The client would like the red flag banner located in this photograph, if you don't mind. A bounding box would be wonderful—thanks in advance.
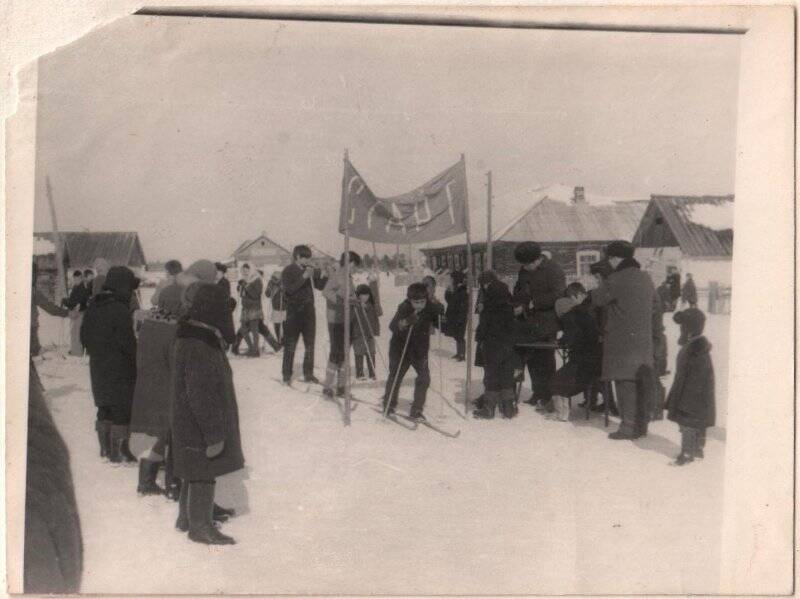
[339,157,468,243]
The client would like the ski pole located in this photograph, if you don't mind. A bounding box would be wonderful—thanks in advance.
[360,304,389,373]
[353,304,378,379]
[383,320,414,419]
[437,314,444,419]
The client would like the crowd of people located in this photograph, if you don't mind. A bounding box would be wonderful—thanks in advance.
[25,237,717,568]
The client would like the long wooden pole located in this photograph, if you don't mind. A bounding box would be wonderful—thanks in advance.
[45,175,67,303]
[343,149,352,426]
[486,170,493,271]
[462,154,473,416]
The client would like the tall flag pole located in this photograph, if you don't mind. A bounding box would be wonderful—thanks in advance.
[342,149,352,426]
[462,154,473,417]
[45,175,67,303]
[486,171,493,270]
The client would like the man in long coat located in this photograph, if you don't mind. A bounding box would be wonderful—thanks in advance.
[512,241,566,411]
[592,240,659,440]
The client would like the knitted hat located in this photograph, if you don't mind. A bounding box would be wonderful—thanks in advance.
[604,240,635,260]
[187,283,236,344]
[673,308,706,339]
[514,241,542,264]
[103,266,140,301]
[184,259,217,284]
[407,282,428,300]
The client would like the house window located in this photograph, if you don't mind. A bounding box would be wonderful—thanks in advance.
[577,250,601,277]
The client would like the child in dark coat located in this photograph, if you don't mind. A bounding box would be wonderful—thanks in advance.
[444,270,468,361]
[667,308,716,465]
[383,283,440,420]
[351,283,380,380]
[550,283,602,422]
[172,283,243,545]
[473,271,529,420]
[80,266,140,466]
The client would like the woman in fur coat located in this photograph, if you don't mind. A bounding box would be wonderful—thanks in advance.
[172,282,244,545]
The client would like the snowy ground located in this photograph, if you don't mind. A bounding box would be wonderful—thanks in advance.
[33,274,728,595]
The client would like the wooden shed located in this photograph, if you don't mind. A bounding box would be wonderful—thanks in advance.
[232,232,292,271]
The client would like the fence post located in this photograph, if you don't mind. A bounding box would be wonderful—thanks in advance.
[708,281,719,314]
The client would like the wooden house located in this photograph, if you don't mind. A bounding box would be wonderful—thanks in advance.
[632,195,733,289]
[232,232,292,273]
[421,186,648,289]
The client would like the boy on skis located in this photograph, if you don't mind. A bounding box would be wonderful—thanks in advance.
[351,283,380,380]
[383,282,440,420]
[666,308,716,465]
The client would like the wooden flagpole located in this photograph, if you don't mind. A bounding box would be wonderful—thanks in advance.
[486,170,493,271]
[45,175,67,303]
[462,154,473,416]
[343,149,352,426]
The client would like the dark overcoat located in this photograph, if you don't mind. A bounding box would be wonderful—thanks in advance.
[512,257,566,341]
[666,336,716,429]
[592,259,657,381]
[80,293,137,410]
[130,315,177,437]
[444,284,468,338]
[552,303,602,396]
[172,323,245,481]
[24,365,83,594]
[388,300,440,360]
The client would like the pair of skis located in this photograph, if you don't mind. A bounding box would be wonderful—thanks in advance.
[371,406,461,438]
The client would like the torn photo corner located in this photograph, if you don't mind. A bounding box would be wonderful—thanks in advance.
[3,4,795,596]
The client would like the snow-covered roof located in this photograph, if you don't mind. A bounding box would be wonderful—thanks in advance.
[632,195,734,258]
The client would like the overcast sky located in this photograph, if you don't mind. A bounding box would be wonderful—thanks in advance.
[34,15,741,263]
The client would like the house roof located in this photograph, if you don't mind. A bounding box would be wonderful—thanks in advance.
[633,195,734,257]
[495,197,649,243]
[33,231,146,267]
[233,233,291,257]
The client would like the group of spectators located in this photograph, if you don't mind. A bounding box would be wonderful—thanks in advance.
[464,239,715,465]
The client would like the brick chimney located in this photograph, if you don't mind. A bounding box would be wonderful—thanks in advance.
[572,186,585,204]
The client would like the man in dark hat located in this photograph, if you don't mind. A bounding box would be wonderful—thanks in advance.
[511,241,566,412]
[592,240,659,440]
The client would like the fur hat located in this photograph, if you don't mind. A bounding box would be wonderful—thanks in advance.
[187,283,236,344]
[673,308,706,340]
[514,241,542,264]
[103,266,140,301]
[184,259,217,284]
[450,270,465,285]
[407,282,428,300]
[604,240,635,260]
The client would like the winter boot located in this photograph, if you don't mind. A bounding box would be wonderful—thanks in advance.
[175,480,189,532]
[137,459,164,496]
[498,389,518,419]
[108,425,127,465]
[187,481,236,545]
[473,394,485,412]
[213,503,236,522]
[120,438,138,464]
[95,420,111,460]
[322,362,337,396]
[232,332,243,355]
[550,396,570,422]
[473,391,497,419]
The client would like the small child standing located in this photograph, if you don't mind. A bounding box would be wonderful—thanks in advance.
[383,283,440,420]
[666,308,715,465]
[351,284,380,380]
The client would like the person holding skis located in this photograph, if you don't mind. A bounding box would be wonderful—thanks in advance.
[383,282,440,420]
[321,251,361,397]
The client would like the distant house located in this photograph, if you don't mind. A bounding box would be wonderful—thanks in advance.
[232,232,292,272]
[632,195,734,288]
[33,231,147,299]
[421,186,648,288]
